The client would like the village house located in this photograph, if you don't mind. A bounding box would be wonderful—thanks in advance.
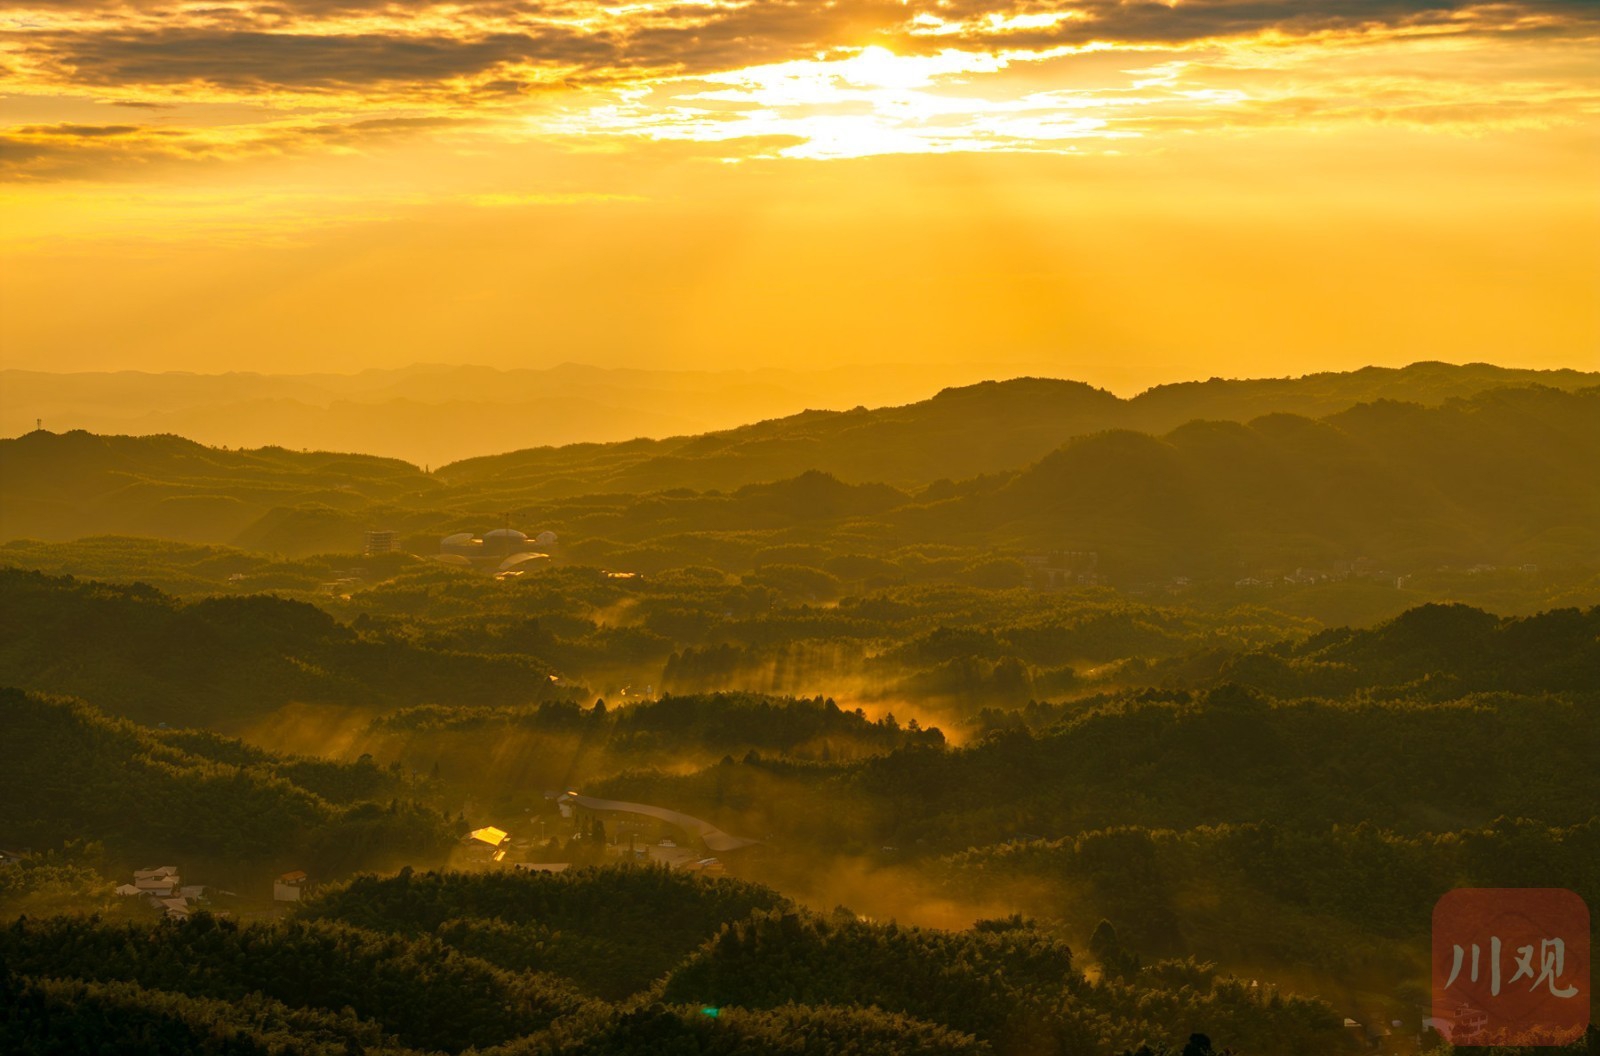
[465,826,511,863]
[117,865,202,919]
[273,870,309,902]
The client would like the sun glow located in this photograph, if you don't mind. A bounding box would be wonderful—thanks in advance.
[529,44,1155,157]
[692,46,1011,103]
[840,45,949,90]
[0,0,1595,373]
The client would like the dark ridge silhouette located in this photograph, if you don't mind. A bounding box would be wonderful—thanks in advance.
[0,567,566,729]
[3,383,1596,579]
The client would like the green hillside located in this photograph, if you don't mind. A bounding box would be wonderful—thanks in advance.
[3,362,1597,1056]
[0,688,458,882]
[0,568,564,729]
[0,866,1366,1056]
[942,386,1600,577]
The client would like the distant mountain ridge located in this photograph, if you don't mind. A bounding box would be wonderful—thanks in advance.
[1,365,1596,580]
[5,360,1592,478]
[892,385,1600,577]
[436,361,1598,497]
[0,361,1038,467]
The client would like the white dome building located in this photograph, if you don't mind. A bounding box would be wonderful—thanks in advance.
[482,528,530,556]
[437,526,548,572]
[439,531,481,556]
[497,551,550,573]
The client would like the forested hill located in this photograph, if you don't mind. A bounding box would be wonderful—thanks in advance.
[0,429,437,547]
[0,865,1365,1056]
[1211,602,1600,699]
[0,688,458,881]
[4,363,1594,515]
[929,385,1600,577]
[0,568,565,729]
[437,361,1597,496]
[3,378,1596,581]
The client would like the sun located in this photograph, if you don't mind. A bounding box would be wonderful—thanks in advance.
[840,45,930,91]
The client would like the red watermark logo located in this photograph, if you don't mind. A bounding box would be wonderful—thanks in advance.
[1431,888,1590,1046]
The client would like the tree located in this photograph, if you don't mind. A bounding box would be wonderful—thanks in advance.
[1089,919,1139,978]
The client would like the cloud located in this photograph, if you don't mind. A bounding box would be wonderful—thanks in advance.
[17,28,617,92]
[0,0,1592,176]
[0,114,478,180]
[10,0,1595,98]
[0,124,186,180]
[11,122,152,136]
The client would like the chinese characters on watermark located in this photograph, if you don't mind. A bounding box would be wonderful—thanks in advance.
[1432,888,1589,1046]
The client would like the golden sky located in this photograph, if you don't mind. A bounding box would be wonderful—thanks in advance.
[1,0,1596,386]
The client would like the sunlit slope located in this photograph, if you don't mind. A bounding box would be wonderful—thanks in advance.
[595,604,1600,854]
[0,688,458,878]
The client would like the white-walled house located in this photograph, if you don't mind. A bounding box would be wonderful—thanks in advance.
[274,870,308,902]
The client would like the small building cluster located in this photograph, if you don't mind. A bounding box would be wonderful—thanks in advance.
[1023,551,1100,588]
[1422,1003,1488,1046]
[115,865,206,919]
[1232,557,1428,590]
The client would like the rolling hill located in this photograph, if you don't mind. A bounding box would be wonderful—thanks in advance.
[437,361,1599,498]
[0,568,565,729]
[1,368,1595,582]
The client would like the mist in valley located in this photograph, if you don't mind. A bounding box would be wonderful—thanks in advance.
[2,362,1596,1055]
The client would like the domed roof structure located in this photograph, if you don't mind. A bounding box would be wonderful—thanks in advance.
[482,527,531,555]
[439,531,483,556]
[497,552,549,573]
[535,530,558,546]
